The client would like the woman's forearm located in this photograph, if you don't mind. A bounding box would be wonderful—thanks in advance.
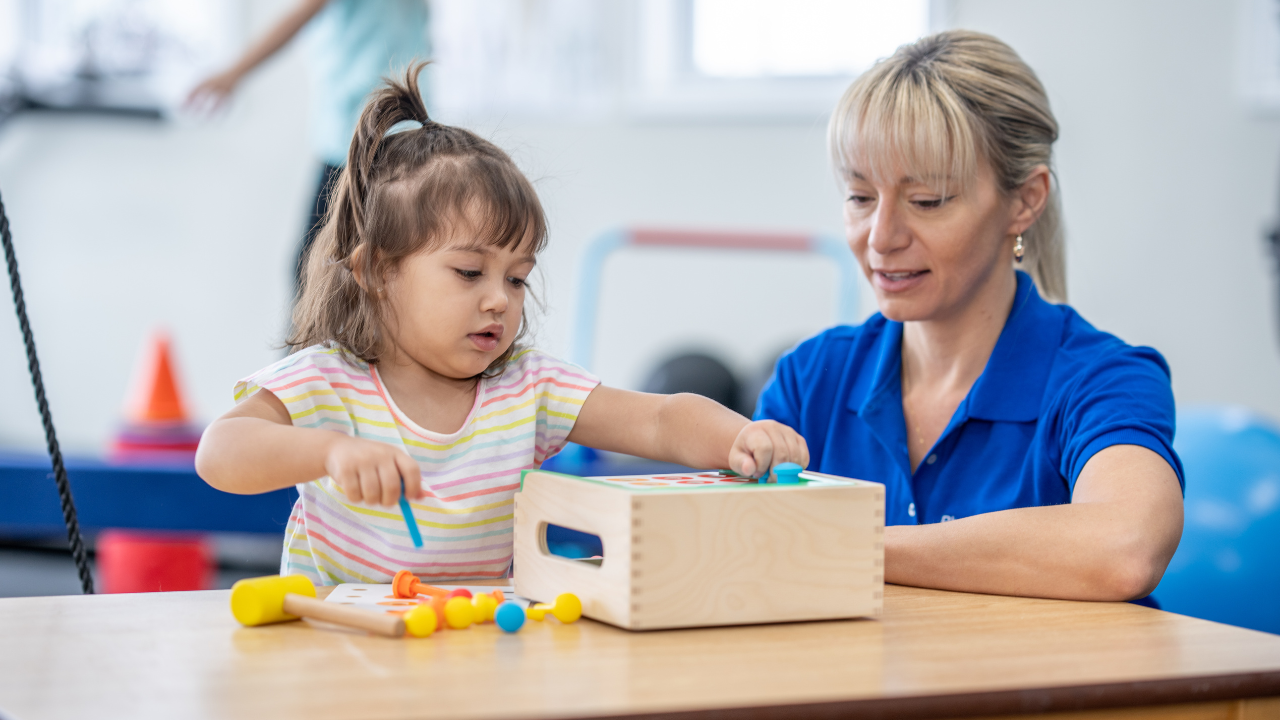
[195,417,340,495]
[887,444,1183,601]
[886,504,1151,600]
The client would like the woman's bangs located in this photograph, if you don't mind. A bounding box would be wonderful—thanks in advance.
[831,70,977,194]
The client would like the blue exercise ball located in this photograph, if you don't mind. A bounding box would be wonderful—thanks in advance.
[1155,406,1280,634]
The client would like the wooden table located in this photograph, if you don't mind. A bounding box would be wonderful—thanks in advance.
[2,584,1279,720]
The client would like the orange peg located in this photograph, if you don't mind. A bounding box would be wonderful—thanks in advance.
[392,570,448,600]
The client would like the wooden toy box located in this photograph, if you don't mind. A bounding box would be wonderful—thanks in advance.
[513,469,885,631]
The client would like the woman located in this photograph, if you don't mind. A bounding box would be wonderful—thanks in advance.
[756,30,1184,601]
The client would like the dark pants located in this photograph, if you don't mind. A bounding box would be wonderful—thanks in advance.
[295,163,343,299]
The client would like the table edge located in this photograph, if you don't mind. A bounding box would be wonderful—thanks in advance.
[578,671,1280,720]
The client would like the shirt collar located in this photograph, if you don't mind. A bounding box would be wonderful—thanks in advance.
[848,271,1063,423]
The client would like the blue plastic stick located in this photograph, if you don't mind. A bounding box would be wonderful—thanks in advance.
[399,479,423,548]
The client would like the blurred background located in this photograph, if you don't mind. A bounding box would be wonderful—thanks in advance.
[0,0,1278,633]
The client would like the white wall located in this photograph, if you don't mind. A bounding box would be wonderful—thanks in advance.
[1,0,1278,454]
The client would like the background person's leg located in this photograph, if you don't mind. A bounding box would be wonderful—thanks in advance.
[294,163,343,300]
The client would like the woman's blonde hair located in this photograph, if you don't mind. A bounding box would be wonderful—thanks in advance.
[288,62,547,372]
[829,30,1065,302]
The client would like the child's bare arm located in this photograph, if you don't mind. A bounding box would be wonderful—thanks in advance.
[196,390,422,506]
[566,386,809,476]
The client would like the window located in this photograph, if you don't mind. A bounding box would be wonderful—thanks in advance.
[430,0,940,121]
[692,0,929,78]
[631,0,937,119]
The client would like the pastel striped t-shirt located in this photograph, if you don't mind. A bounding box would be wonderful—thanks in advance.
[232,345,599,585]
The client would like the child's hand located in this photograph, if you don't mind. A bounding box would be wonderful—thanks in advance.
[728,420,810,479]
[324,435,423,507]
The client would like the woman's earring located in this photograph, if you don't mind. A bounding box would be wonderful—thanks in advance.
[1013,235,1025,263]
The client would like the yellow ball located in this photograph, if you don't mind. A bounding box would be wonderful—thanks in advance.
[404,604,438,638]
[444,596,474,629]
[471,593,498,623]
[551,593,582,623]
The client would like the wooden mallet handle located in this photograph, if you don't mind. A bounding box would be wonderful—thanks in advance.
[282,594,406,638]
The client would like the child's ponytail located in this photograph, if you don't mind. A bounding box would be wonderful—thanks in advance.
[337,61,433,260]
[288,61,547,369]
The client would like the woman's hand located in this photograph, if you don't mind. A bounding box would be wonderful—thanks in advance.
[729,420,810,478]
[324,435,424,507]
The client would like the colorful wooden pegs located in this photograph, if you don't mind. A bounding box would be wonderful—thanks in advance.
[392,569,447,600]
[404,603,438,638]
[494,601,525,633]
[393,570,514,632]
[773,462,802,484]
[526,593,582,623]
[444,596,475,629]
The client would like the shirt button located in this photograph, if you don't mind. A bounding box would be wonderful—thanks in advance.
[926,454,938,465]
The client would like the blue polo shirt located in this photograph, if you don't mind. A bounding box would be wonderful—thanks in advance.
[756,271,1184,526]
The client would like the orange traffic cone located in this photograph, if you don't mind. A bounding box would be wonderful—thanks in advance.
[109,330,202,462]
[130,331,188,422]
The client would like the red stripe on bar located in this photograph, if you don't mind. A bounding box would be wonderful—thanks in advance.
[629,228,812,252]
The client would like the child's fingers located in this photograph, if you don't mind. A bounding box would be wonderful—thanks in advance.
[795,433,810,468]
[778,425,807,468]
[334,469,362,504]
[395,452,423,500]
[377,462,402,507]
[358,468,383,507]
[760,422,807,470]
[750,435,775,479]
[730,446,756,478]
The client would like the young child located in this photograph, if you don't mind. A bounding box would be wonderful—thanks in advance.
[196,63,809,585]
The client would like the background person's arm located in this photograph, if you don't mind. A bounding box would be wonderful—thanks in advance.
[885,444,1183,601]
[184,0,329,112]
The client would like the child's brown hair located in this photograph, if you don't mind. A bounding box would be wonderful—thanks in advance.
[288,61,547,373]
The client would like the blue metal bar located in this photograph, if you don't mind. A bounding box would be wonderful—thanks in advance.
[570,228,629,369]
[569,228,860,371]
[810,234,861,325]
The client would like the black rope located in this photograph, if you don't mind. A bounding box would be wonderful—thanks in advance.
[1270,226,1280,351]
[0,188,94,594]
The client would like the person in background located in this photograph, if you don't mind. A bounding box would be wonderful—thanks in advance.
[755,30,1184,603]
[186,0,430,298]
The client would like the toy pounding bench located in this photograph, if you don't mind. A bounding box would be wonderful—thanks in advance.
[514,468,885,630]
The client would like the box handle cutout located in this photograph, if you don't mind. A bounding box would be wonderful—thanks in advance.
[543,523,603,567]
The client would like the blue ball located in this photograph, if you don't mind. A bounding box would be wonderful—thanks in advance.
[1156,407,1280,634]
[495,601,526,633]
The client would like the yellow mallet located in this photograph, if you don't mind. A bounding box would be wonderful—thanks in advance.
[230,574,405,638]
